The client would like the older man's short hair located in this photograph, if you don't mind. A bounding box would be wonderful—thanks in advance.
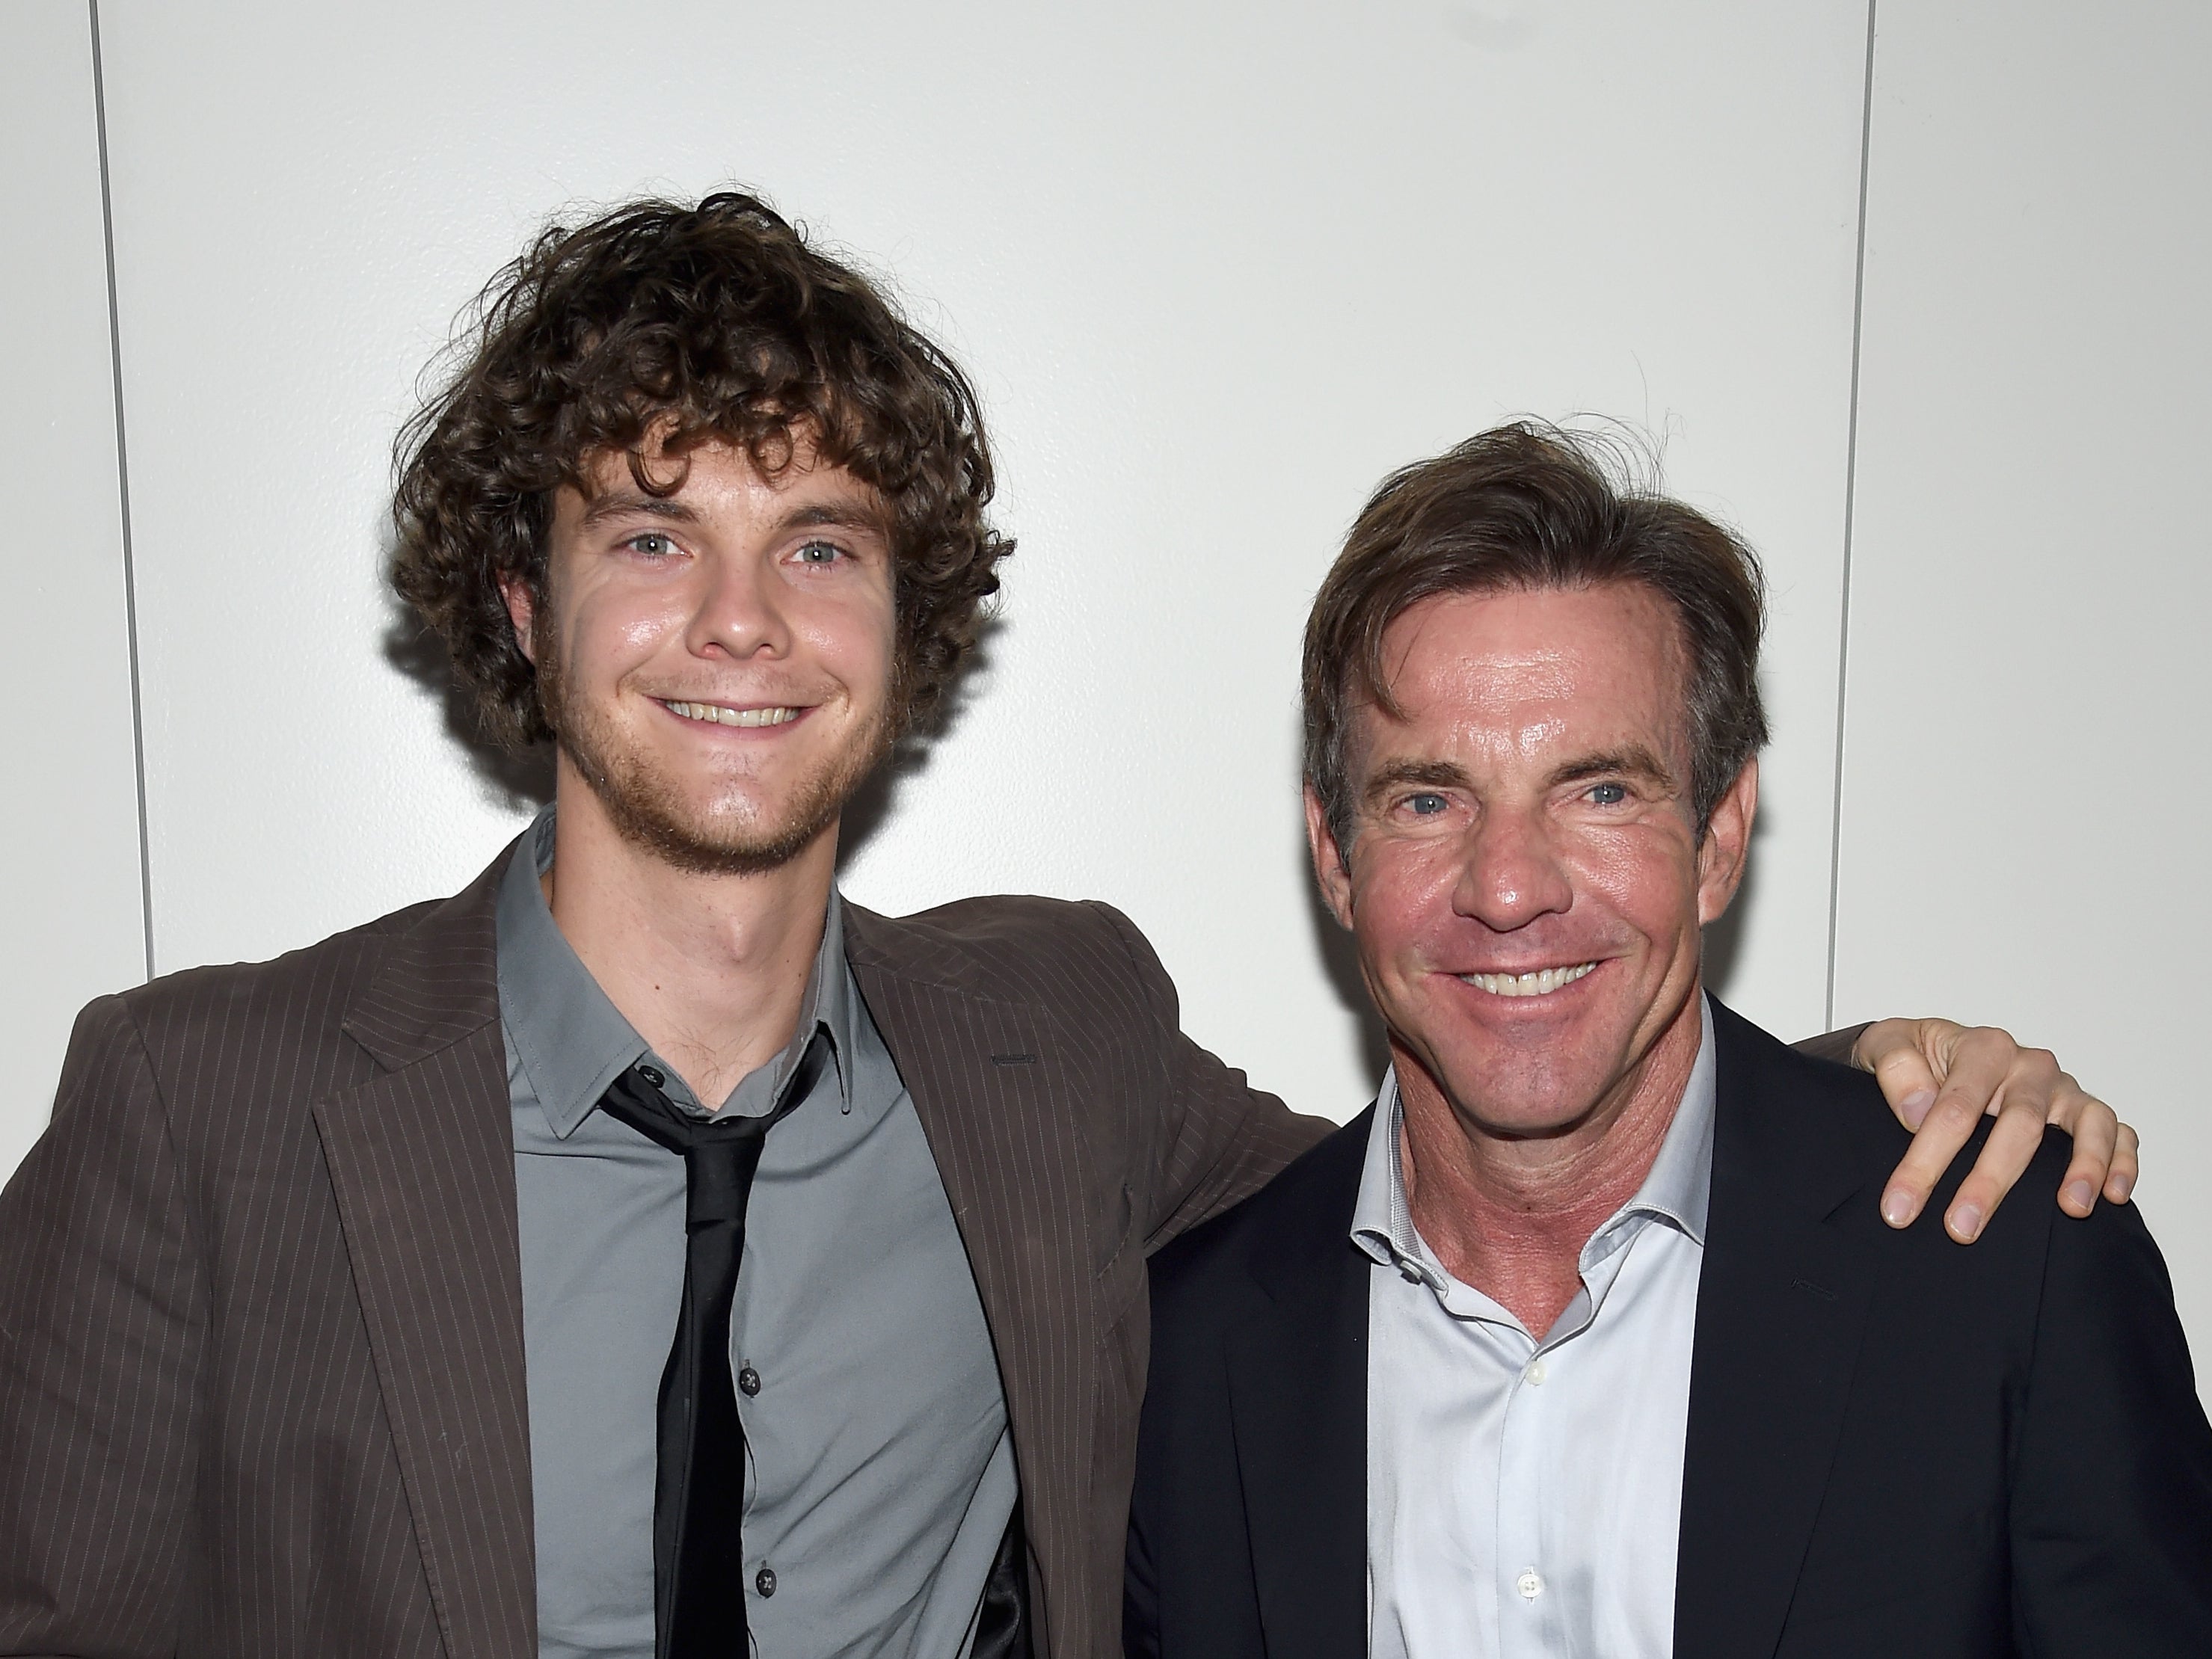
[1302,422,1769,851]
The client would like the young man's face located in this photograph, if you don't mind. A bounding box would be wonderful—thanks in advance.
[1307,582,1755,1139]
[504,434,899,874]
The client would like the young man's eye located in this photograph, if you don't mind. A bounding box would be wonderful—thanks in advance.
[793,539,845,566]
[624,532,676,558]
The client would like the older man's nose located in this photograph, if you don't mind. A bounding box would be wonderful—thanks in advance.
[1454,809,1573,931]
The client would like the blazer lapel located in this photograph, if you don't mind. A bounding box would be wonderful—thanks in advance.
[842,913,1099,1656]
[314,853,535,1659]
[1675,1003,1881,1659]
[1227,1121,1371,1659]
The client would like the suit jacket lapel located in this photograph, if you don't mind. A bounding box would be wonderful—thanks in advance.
[1228,1118,1372,1659]
[314,852,535,1659]
[843,910,1099,1656]
[1675,1003,1881,1659]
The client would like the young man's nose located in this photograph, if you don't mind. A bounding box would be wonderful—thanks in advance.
[1451,807,1574,930]
[685,553,791,660]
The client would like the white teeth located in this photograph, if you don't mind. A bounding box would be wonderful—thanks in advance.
[665,701,800,728]
[1460,962,1599,998]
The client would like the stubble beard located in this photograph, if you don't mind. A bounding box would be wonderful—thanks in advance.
[535,640,894,878]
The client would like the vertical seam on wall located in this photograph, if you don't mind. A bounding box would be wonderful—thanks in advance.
[87,0,155,982]
[1826,0,1880,1030]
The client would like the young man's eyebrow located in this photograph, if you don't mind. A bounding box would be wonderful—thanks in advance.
[575,490,701,529]
[776,501,890,536]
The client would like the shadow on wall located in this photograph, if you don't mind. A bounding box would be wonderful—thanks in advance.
[838,613,1004,872]
[379,588,1004,878]
[382,602,556,812]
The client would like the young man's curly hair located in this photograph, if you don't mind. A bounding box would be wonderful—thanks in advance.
[391,190,1011,749]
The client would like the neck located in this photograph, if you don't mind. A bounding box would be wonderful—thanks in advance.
[1398,987,1703,1338]
[543,770,837,1109]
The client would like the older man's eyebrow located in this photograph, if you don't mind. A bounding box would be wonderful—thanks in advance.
[1361,758,1472,805]
[576,490,702,529]
[1549,747,1679,790]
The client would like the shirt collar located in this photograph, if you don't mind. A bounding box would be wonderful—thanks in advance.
[495,806,854,1139]
[1350,992,1718,1284]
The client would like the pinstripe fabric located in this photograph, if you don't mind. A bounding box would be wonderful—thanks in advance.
[0,849,1325,1659]
[846,896,1327,1659]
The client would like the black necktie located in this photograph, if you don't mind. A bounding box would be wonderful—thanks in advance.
[596,1038,826,1659]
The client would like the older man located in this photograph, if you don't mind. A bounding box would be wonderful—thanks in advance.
[1125,425,2212,1658]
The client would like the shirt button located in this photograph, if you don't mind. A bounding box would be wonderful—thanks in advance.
[1517,1570,1545,1600]
[755,1566,777,1598]
[1526,1358,1548,1386]
[737,1365,762,1397]
[636,1064,666,1088]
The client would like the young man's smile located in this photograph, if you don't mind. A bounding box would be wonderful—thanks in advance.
[505,434,899,875]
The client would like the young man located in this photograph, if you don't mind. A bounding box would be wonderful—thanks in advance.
[1125,425,2212,1658]
[0,196,2136,1659]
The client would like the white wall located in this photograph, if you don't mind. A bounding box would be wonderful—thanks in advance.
[2,1,2205,1370]
[1834,0,2212,1369]
[0,0,147,1179]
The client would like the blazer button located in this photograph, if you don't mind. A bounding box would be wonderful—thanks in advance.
[755,1566,777,1598]
[738,1365,762,1397]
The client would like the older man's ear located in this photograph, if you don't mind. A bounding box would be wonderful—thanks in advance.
[1304,784,1357,933]
[1694,760,1758,929]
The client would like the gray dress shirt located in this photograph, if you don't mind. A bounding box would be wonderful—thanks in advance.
[1355,996,1717,1659]
[497,810,1016,1659]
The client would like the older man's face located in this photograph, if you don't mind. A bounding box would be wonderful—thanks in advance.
[1306,583,1755,1139]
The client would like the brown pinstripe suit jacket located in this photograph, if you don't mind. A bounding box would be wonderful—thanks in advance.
[0,843,1324,1659]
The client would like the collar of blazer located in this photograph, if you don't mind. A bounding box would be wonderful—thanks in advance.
[1676,1000,1885,1659]
[1206,1003,1889,1659]
[843,896,1113,1659]
[316,841,535,1659]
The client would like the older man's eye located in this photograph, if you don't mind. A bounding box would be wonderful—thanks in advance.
[1588,781,1629,806]
[1407,792,1448,816]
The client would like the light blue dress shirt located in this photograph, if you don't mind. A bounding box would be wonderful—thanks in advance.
[1354,996,1718,1659]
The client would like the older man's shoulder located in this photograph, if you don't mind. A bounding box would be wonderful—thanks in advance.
[1710,997,2077,1261]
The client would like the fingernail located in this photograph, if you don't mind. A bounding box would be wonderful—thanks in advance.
[1949,1201,1983,1242]
[1899,1088,1936,1128]
[2112,1174,2134,1202]
[1882,1187,1918,1227]
[2064,1180,2095,1213]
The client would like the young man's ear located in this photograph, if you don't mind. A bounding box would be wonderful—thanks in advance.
[1303,784,1358,932]
[500,575,538,666]
[1695,757,1759,927]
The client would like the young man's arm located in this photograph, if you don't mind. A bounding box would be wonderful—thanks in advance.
[0,997,203,1657]
[1840,1017,2137,1240]
[1097,901,2140,1250]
